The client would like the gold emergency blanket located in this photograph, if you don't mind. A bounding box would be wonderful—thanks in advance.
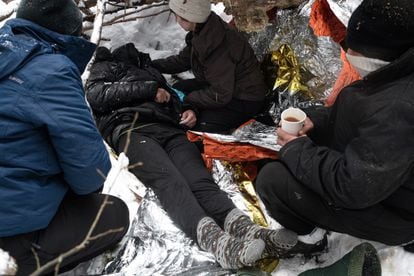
[271,44,312,99]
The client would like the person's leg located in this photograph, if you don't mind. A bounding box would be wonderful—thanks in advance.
[163,133,236,227]
[194,99,264,133]
[255,161,318,235]
[255,161,414,245]
[0,192,129,276]
[118,132,206,240]
[118,131,265,269]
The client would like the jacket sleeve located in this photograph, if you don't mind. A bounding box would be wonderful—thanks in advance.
[151,45,192,74]
[86,61,158,114]
[279,100,414,209]
[184,48,235,109]
[34,57,111,194]
[304,105,332,145]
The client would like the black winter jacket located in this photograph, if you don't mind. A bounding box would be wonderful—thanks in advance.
[152,12,267,109]
[280,48,414,218]
[86,43,186,148]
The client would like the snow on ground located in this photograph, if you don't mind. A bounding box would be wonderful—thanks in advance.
[0,249,17,276]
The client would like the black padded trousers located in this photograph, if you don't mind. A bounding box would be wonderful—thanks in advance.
[117,124,236,240]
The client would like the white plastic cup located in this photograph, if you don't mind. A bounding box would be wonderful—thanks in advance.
[280,107,307,135]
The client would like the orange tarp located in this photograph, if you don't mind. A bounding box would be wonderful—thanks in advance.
[309,0,361,106]
[187,123,277,171]
[326,49,361,106]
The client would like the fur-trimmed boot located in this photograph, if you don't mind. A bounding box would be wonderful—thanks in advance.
[197,217,265,269]
[224,209,327,258]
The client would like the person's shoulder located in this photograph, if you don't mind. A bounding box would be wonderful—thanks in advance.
[17,53,81,94]
[28,53,80,76]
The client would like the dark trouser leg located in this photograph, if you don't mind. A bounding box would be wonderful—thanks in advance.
[194,99,265,134]
[0,193,129,276]
[255,161,317,235]
[163,133,236,228]
[255,161,414,245]
[119,132,211,240]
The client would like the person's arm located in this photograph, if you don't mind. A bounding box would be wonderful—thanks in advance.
[86,61,158,114]
[151,44,192,74]
[278,101,413,209]
[303,105,332,144]
[184,48,236,109]
[34,57,111,194]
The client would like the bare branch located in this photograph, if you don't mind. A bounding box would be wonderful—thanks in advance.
[89,227,125,241]
[82,3,168,31]
[96,168,107,181]
[128,162,143,170]
[122,112,139,154]
[82,0,107,85]
[53,258,62,276]
[108,9,169,24]
[30,247,40,269]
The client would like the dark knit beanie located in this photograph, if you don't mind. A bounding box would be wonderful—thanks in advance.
[16,0,83,36]
[346,0,414,61]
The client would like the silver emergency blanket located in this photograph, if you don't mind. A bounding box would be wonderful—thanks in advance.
[69,1,362,275]
[249,0,362,122]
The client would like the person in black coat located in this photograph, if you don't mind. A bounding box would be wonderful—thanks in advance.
[151,0,267,133]
[255,0,414,249]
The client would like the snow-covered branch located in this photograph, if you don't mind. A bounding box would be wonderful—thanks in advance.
[0,0,19,22]
[0,249,17,276]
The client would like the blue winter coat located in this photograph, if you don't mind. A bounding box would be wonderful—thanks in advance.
[0,19,111,237]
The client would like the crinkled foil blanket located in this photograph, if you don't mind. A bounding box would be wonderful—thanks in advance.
[78,1,359,275]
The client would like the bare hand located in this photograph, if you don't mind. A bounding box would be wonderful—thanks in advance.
[277,127,304,147]
[155,88,171,103]
[180,110,197,128]
[298,117,314,136]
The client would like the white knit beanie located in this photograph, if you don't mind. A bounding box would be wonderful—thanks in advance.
[169,0,211,23]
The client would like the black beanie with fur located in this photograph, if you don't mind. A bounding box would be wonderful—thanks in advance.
[346,0,414,61]
[16,0,83,36]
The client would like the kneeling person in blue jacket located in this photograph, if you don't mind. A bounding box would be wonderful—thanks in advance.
[0,0,129,275]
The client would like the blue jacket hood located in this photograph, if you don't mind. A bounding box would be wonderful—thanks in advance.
[0,18,96,80]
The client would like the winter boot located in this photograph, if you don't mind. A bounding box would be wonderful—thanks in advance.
[224,208,327,258]
[298,242,381,276]
[197,217,265,269]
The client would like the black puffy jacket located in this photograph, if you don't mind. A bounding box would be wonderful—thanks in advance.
[86,43,186,148]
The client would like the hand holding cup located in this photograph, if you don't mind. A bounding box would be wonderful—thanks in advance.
[280,107,307,136]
